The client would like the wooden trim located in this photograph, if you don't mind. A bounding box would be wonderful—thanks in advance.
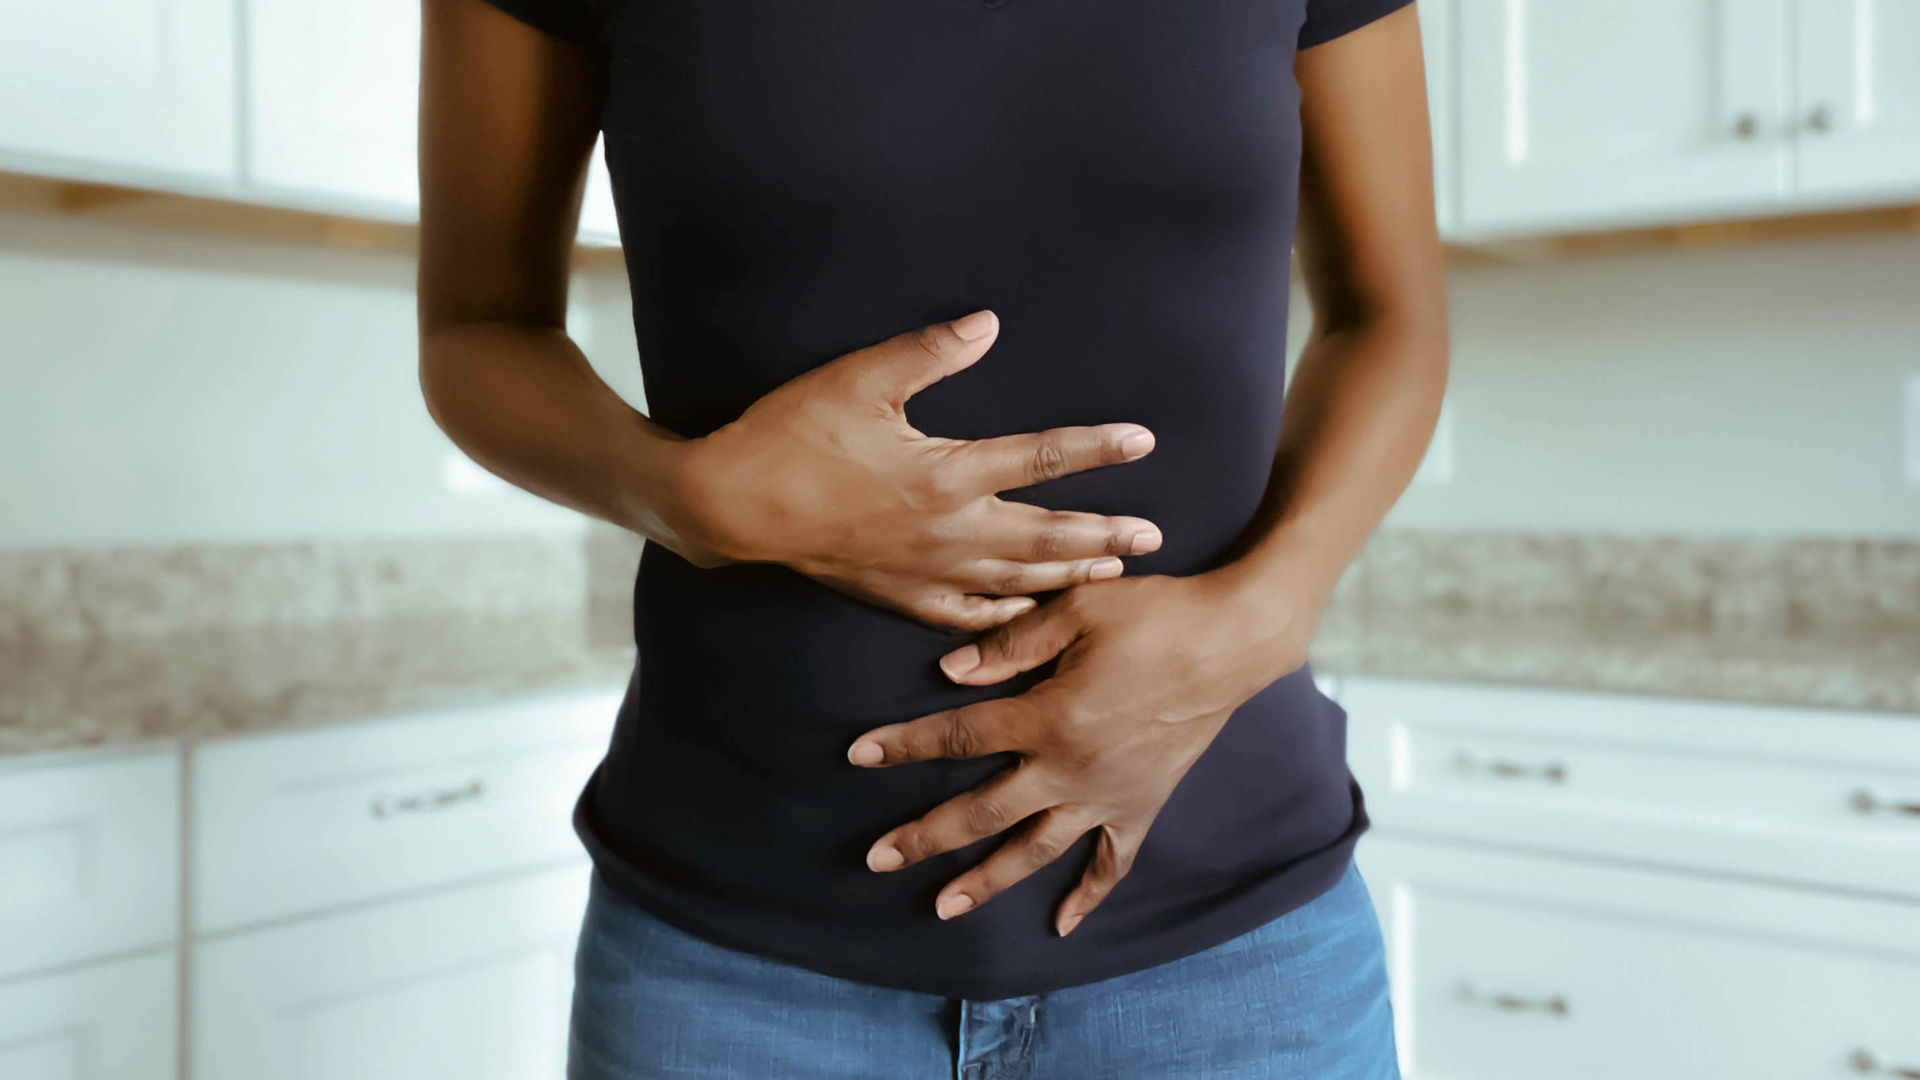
[4,169,1917,274]
[0,171,623,270]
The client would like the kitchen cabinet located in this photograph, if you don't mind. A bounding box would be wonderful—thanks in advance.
[1456,0,1792,234]
[244,0,421,216]
[192,684,621,934]
[1795,0,1920,204]
[1345,676,1920,1080]
[0,949,178,1080]
[1358,837,1920,1080]
[0,0,237,187]
[1344,677,1920,899]
[244,0,621,239]
[0,746,181,981]
[193,865,586,1080]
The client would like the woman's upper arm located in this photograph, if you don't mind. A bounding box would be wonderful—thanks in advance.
[417,0,603,335]
[1293,3,1447,335]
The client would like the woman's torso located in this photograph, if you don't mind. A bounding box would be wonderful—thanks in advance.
[574,0,1372,999]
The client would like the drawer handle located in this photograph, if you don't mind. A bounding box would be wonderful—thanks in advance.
[1851,1050,1920,1079]
[1453,980,1570,1017]
[1849,789,1920,818]
[1452,751,1566,784]
[370,777,486,820]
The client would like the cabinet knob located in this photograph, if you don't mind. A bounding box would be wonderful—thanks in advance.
[1850,1049,1920,1079]
[370,776,487,820]
[1849,789,1920,817]
[1454,980,1570,1017]
[1732,113,1759,139]
[1806,104,1835,133]
[1453,750,1567,784]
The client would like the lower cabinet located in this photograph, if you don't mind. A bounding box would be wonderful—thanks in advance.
[0,948,178,1080]
[1357,835,1920,1080]
[192,863,589,1080]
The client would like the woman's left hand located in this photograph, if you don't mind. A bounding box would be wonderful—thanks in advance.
[847,570,1318,937]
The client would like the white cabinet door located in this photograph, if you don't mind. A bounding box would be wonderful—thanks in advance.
[193,683,621,935]
[1358,837,1920,1080]
[1795,0,1920,204]
[1456,0,1790,235]
[0,747,181,981]
[1418,0,1457,237]
[245,0,421,217]
[0,949,178,1080]
[193,865,588,1080]
[0,0,236,186]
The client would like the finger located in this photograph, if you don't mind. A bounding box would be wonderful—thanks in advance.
[864,769,1046,876]
[841,310,1000,409]
[847,696,1032,767]
[952,556,1126,597]
[912,591,1037,632]
[938,599,1082,685]
[1055,825,1140,937]
[932,809,1097,920]
[957,424,1155,493]
[974,501,1163,562]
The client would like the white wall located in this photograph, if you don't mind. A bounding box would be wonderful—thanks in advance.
[5,212,1915,549]
[1294,231,1920,538]
[0,215,643,549]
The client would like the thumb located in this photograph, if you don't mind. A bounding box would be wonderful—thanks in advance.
[938,596,1082,685]
[845,310,999,410]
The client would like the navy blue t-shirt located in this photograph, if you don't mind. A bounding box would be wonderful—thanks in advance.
[476,0,1414,998]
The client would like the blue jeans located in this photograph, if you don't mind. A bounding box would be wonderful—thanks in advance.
[567,860,1400,1080]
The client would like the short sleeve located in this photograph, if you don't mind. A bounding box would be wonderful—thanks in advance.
[1297,0,1417,50]
[473,0,601,45]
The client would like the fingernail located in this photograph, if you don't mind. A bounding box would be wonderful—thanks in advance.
[1120,430,1155,458]
[939,645,981,680]
[1089,557,1124,580]
[1057,913,1083,937]
[848,740,884,766]
[936,894,975,920]
[1130,529,1162,555]
[1001,597,1036,617]
[950,310,997,340]
[867,844,905,872]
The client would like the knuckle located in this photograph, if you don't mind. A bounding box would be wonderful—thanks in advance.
[965,797,1010,836]
[992,568,1029,596]
[909,325,949,362]
[1024,831,1067,866]
[939,712,978,758]
[1030,526,1067,562]
[1027,440,1070,484]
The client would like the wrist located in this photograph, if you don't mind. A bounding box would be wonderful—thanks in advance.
[1193,558,1326,670]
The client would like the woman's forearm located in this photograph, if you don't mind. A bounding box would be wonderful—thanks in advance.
[418,321,706,556]
[1209,311,1449,626]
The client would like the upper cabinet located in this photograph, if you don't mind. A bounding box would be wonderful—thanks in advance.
[0,0,237,186]
[1452,0,1920,237]
[245,0,620,244]
[245,0,420,217]
[1456,0,1791,235]
[1419,0,1458,236]
[1794,0,1920,204]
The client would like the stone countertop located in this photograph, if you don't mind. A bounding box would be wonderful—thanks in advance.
[1,607,637,758]
[1309,609,1920,715]
[7,601,1913,762]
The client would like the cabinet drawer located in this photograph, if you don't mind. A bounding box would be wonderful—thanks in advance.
[0,947,178,1080]
[192,682,624,934]
[192,865,585,1080]
[1359,837,1920,1080]
[1346,678,1920,898]
[0,747,181,980]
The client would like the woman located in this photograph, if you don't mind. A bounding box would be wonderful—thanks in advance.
[417,0,1447,1075]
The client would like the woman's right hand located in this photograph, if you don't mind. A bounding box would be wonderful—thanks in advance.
[665,310,1162,630]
